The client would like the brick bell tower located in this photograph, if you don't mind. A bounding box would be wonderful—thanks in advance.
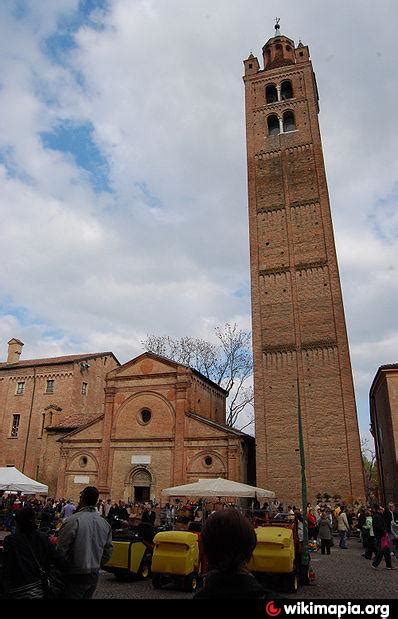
[243,22,364,502]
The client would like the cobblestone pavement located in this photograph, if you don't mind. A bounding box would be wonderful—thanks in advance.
[94,539,398,599]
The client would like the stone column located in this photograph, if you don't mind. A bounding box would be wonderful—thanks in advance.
[97,386,115,493]
[172,380,190,486]
[56,448,68,498]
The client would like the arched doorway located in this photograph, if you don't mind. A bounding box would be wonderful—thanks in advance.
[131,468,152,503]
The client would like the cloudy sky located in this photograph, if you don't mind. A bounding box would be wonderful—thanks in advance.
[0,0,397,440]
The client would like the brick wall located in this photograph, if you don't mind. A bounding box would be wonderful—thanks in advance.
[244,37,365,503]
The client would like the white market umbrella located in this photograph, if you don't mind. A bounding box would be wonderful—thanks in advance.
[161,477,274,499]
[0,467,48,494]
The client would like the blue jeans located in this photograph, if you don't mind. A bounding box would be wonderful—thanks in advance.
[339,531,348,548]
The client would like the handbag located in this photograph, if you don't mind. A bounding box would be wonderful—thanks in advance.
[380,532,390,551]
[23,534,65,599]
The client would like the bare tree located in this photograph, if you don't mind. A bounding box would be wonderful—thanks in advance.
[361,438,379,501]
[142,323,254,430]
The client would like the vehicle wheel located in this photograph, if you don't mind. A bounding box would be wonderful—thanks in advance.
[139,562,151,580]
[285,572,299,593]
[152,574,163,589]
[184,572,199,593]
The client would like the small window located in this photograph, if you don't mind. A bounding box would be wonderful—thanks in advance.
[267,115,280,136]
[281,80,293,100]
[283,111,296,133]
[139,409,152,425]
[11,414,20,438]
[204,456,213,467]
[16,382,25,395]
[266,84,278,104]
[248,63,253,69]
[286,45,292,52]
[79,456,88,468]
[46,379,54,394]
[82,382,88,396]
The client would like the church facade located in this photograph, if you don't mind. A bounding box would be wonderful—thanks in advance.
[243,28,365,502]
[53,353,254,502]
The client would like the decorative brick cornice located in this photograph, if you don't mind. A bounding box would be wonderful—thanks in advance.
[250,69,305,87]
[263,340,338,356]
[254,97,306,114]
[257,204,286,215]
[301,340,337,352]
[296,260,328,273]
[290,198,320,209]
[285,143,313,155]
[255,149,281,159]
[259,266,290,278]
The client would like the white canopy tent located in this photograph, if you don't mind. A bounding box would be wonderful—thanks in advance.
[161,477,275,499]
[0,467,48,494]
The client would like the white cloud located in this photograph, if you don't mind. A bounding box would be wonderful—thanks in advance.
[0,0,397,438]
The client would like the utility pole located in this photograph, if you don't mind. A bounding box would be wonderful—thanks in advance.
[297,380,309,569]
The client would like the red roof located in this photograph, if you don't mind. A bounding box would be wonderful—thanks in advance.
[0,352,118,370]
[49,412,102,431]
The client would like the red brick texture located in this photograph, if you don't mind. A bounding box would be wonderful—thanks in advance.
[0,350,119,495]
[244,36,365,503]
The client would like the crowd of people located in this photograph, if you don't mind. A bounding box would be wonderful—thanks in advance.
[1,489,397,600]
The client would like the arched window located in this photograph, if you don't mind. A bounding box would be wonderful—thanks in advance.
[283,111,296,133]
[281,80,293,100]
[266,84,278,104]
[268,115,280,136]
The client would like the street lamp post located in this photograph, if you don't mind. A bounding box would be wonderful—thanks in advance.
[297,380,310,571]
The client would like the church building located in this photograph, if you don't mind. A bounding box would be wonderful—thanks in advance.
[0,340,254,501]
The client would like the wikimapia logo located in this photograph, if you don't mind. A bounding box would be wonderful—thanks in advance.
[265,602,390,619]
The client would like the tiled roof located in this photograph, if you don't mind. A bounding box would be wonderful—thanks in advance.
[186,412,254,439]
[49,412,102,431]
[0,352,118,370]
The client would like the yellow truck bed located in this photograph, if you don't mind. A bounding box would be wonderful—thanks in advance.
[152,531,199,577]
[247,526,295,574]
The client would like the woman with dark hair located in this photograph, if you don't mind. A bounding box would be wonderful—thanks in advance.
[194,508,265,599]
[3,505,66,599]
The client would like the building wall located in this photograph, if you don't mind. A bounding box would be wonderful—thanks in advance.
[244,38,364,503]
[371,372,398,504]
[0,353,118,486]
[188,374,226,425]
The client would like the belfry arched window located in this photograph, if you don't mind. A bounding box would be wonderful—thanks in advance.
[283,111,296,133]
[266,84,278,104]
[281,80,293,100]
[268,115,280,136]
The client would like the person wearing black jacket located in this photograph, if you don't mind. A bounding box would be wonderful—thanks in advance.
[194,508,266,599]
[371,506,393,570]
[3,506,67,598]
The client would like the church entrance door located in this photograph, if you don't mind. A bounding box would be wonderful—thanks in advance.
[134,486,150,502]
[131,468,152,503]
